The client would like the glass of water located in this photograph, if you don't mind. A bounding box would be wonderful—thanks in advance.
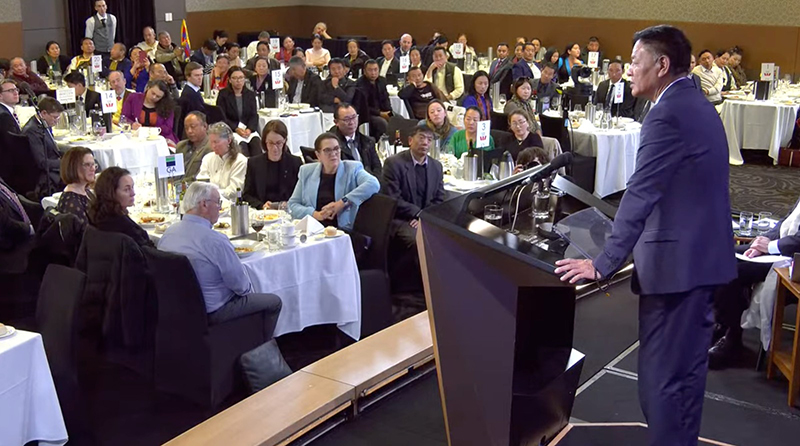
[757,212,772,234]
[739,211,754,236]
[267,226,280,251]
[484,204,503,227]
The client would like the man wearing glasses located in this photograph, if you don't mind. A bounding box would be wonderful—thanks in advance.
[158,181,282,327]
[0,79,21,135]
[331,103,382,178]
[85,0,117,61]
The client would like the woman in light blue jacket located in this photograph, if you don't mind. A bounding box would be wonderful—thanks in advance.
[288,132,379,230]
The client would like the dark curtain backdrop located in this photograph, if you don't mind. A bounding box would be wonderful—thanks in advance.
[67,0,156,56]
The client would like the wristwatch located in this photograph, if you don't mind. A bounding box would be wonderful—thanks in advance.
[341,196,351,208]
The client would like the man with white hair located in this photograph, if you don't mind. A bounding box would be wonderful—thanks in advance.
[8,57,49,95]
[395,33,413,60]
[158,182,282,326]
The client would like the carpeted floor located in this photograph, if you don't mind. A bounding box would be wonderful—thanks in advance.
[729,163,800,218]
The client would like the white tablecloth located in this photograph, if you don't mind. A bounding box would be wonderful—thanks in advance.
[720,99,800,165]
[0,330,68,446]
[257,110,324,156]
[572,125,641,198]
[390,95,410,119]
[242,234,361,340]
[65,135,171,177]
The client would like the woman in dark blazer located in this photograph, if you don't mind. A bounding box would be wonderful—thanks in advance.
[216,66,262,157]
[87,166,154,248]
[249,57,278,109]
[37,41,70,75]
[243,120,302,210]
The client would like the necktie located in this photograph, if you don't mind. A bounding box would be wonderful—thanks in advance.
[0,182,30,224]
[101,18,106,29]
[348,139,361,162]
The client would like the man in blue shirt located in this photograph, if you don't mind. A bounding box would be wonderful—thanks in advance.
[158,182,281,328]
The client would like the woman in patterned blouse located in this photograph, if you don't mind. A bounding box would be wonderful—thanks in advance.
[56,146,96,227]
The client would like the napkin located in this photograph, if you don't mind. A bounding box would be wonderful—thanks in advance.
[578,119,596,131]
[295,215,325,235]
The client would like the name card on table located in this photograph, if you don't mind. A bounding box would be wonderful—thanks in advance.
[100,90,116,113]
[157,153,185,178]
[761,63,775,81]
[56,87,76,105]
[476,120,491,148]
[587,51,599,69]
[613,82,624,104]
[91,55,103,73]
[451,43,464,59]
[399,55,410,73]
[269,37,280,54]
[271,70,284,90]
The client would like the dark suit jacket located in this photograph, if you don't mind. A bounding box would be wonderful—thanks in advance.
[764,197,800,256]
[216,88,259,133]
[178,85,205,139]
[593,77,736,295]
[490,58,514,100]
[381,150,445,221]
[689,73,702,91]
[189,50,213,68]
[78,90,103,113]
[22,117,63,198]
[103,58,132,83]
[331,127,382,178]
[320,76,356,113]
[594,79,636,118]
[91,214,154,249]
[0,178,32,253]
[0,105,21,135]
[287,70,324,107]
[489,58,510,77]
[356,76,392,116]
[511,59,537,81]
[242,153,302,209]
[376,57,401,85]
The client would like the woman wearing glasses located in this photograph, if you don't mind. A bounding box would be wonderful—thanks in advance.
[446,107,495,159]
[242,120,302,210]
[503,77,542,136]
[506,110,544,161]
[288,132,379,230]
[56,146,96,227]
[87,166,154,248]
[217,66,262,157]
[197,122,249,202]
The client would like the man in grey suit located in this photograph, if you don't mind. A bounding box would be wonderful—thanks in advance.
[556,25,736,446]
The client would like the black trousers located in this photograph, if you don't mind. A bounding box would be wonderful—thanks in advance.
[208,293,282,339]
[239,136,263,157]
[713,245,772,334]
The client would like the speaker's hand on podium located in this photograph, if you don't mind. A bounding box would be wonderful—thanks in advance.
[554,258,600,284]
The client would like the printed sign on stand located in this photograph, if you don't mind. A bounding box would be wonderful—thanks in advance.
[587,52,599,69]
[269,37,280,54]
[56,87,76,105]
[157,153,185,178]
[451,43,464,59]
[476,120,491,148]
[613,82,624,104]
[100,90,116,113]
[760,63,775,81]
[91,55,103,73]
[272,70,284,90]
[399,55,410,73]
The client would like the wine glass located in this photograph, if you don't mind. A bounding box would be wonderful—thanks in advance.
[251,220,265,241]
[119,116,131,134]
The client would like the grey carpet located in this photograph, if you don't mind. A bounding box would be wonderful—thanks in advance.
[729,164,800,218]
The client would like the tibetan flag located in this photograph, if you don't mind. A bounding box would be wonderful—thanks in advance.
[180,19,191,58]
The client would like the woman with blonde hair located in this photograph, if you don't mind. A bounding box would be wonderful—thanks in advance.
[197,122,248,201]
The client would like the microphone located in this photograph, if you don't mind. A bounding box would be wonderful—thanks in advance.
[19,81,39,106]
[522,152,573,185]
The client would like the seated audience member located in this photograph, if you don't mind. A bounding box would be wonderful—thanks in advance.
[506,110,544,160]
[0,175,34,254]
[462,70,492,120]
[421,99,458,147]
[87,166,154,248]
[728,48,746,89]
[210,55,231,90]
[0,79,21,135]
[217,66,261,157]
[557,43,583,83]
[246,31,271,61]
[158,181,282,325]
[189,39,218,72]
[582,36,603,64]
[396,33,414,60]
[287,56,323,107]
[421,33,448,69]
[512,42,542,81]
[179,62,206,129]
[544,47,560,65]
[532,63,560,113]
[688,54,703,90]
[293,47,306,63]
[377,40,400,85]
[594,59,635,117]
[344,39,369,78]
[447,107,495,159]
[331,103,382,178]
[709,200,800,369]
[357,59,393,139]
[489,43,511,77]
[242,120,302,210]
[288,132,379,230]
[449,33,477,61]
[107,70,131,125]
[121,79,178,144]
[67,37,95,73]
[313,22,332,40]
[277,36,295,64]
[692,49,724,105]
[64,71,102,111]
[22,96,65,198]
[137,26,158,59]
[381,124,444,259]
[176,111,212,183]
[514,146,552,174]
[399,66,446,120]
[198,122,248,201]
[137,63,180,100]
[228,44,244,67]
[490,43,514,101]
[103,43,131,83]
[531,38,546,63]
[320,58,356,113]
[305,35,331,70]
[512,42,524,64]
[409,47,426,73]
[245,41,280,75]
[155,31,186,82]
[213,30,229,54]
[128,47,150,90]
[504,77,543,135]
[37,41,70,75]
[9,57,49,95]
[56,146,96,227]
[425,47,464,101]
[715,49,735,91]
[249,57,277,108]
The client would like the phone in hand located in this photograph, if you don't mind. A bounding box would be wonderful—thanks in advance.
[138,50,149,65]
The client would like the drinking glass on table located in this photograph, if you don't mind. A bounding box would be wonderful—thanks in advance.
[484,204,503,227]
[267,225,281,251]
[119,116,131,133]
[251,220,265,241]
[738,211,754,236]
[757,212,773,234]
[498,94,507,109]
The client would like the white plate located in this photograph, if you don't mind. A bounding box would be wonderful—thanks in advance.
[0,325,16,339]
[134,214,168,228]
[231,239,263,258]
[325,230,345,238]
[251,210,282,224]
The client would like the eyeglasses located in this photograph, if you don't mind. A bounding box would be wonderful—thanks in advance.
[81,162,96,169]
[204,199,223,208]
[1,88,19,94]
[318,147,340,155]
[266,139,285,148]
[339,115,358,123]
[510,120,528,128]
[230,76,246,81]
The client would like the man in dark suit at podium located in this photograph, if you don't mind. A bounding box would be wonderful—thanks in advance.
[556,25,736,446]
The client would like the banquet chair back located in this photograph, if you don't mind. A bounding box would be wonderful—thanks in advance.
[1,132,39,199]
[300,146,318,163]
[143,247,270,408]
[351,88,370,127]
[173,104,183,140]
[37,264,86,380]
[359,269,393,338]
[540,113,571,153]
[491,129,514,152]
[387,116,418,144]
[490,111,509,133]
[351,193,398,273]
[37,209,84,267]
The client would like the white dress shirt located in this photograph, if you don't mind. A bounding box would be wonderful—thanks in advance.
[380,58,394,77]
[197,151,248,201]
[768,201,800,254]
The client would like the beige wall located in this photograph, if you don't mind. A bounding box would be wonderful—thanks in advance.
[186,0,298,12]
[0,0,21,22]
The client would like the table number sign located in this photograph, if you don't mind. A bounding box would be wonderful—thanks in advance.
[100,90,116,113]
[761,63,775,81]
[91,55,103,73]
[399,55,410,74]
[613,82,624,104]
[269,37,280,54]
[272,70,284,90]
[451,43,464,59]
[157,153,185,178]
[587,52,599,69]
[56,87,76,105]
[476,120,491,148]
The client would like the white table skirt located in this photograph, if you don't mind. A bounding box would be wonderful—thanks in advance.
[242,234,361,340]
[572,126,641,198]
[0,331,68,446]
[720,99,800,165]
[73,135,171,177]
[257,110,324,156]
[390,96,410,119]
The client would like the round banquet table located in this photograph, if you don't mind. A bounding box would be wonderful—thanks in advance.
[571,123,641,198]
[58,134,171,177]
[390,95,410,119]
[257,110,324,156]
[720,99,800,165]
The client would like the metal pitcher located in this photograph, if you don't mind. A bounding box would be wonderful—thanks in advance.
[498,151,515,180]
[463,155,478,181]
[231,203,250,237]
[153,168,171,213]
[586,103,596,124]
